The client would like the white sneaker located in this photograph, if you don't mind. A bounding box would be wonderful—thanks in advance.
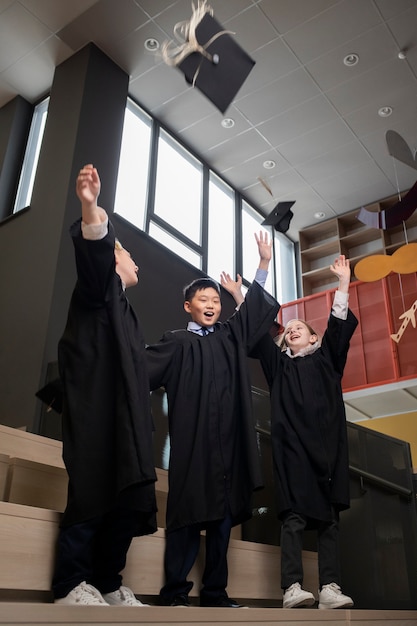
[54,581,109,605]
[283,582,315,608]
[102,585,149,606]
[318,583,354,609]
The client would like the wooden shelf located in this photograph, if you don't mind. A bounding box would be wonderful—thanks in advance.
[298,189,416,296]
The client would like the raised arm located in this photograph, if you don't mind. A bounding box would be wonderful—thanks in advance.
[255,230,272,271]
[220,271,244,306]
[76,164,107,225]
[329,254,351,294]
[221,230,272,306]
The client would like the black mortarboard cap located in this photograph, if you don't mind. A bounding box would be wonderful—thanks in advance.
[35,378,63,415]
[262,201,295,233]
[174,12,255,113]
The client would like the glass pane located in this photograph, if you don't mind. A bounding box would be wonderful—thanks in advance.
[274,231,296,304]
[207,174,234,283]
[114,102,151,230]
[149,221,202,268]
[242,202,274,295]
[14,97,49,213]
[154,131,202,243]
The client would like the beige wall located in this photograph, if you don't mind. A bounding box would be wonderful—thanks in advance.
[358,411,417,471]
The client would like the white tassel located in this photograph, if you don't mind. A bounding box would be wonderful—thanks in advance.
[161,0,234,85]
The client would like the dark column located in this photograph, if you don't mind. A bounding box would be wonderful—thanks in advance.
[0,95,32,220]
[0,43,129,431]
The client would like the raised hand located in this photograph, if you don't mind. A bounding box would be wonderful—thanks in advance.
[220,272,244,306]
[76,164,101,207]
[255,230,272,270]
[330,255,351,292]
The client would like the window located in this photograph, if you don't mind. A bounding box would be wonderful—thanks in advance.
[114,100,151,229]
[153,130,203,245]
[207,174,234,282]
[13,97,49,213]
[274,231,297,304]
[242,201,274,295]
[115,98,296,302]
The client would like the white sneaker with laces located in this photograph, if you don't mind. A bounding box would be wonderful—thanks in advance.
[318,582,354,609]
[102,585,149,606]
[283,582,315,608]
[54,581,109,605]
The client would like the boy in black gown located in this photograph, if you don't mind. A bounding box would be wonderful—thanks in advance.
[146,232,279,607]
[53,164,157,606]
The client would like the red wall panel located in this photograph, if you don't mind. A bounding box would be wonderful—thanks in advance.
[279,273,417,392]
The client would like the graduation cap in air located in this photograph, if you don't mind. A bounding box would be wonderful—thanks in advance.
[161,1,255,113]
[35,378,63,415]
[262,201,295,234]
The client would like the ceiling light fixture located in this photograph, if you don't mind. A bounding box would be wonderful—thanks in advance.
[144,38,160,51]
[343,53,359,67]
[314,211,326,220]
[398,50,407,60]
[263,160,276,169]
[221,118,235,128]
[378,106,393,117]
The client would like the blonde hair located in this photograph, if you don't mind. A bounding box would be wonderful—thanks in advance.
[276,319,319,351]
[114,238,123,252]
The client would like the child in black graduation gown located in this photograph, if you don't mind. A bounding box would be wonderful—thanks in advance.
[145,233,279,607]
[223,255,357,610]
[53,164,157,606]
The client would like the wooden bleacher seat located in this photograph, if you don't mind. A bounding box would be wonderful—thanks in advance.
[0,424,319,601]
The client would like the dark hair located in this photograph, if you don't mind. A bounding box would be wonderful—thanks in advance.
[183,277,221,302]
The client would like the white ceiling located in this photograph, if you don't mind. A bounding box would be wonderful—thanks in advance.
[1,0,417,243]
[1,0,417,423]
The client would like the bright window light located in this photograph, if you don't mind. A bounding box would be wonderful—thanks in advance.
[13,97,49,213]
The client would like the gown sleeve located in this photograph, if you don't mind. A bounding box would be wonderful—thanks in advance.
[320,309,358,376]
[228,281,280,353]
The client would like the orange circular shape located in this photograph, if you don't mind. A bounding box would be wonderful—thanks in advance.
[392,243,417,274]
[354,255,393,282]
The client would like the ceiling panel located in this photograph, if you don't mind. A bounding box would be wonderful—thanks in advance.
[0,0,416,242]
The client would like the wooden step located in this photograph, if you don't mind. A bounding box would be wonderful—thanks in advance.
[0,501,318,599]
[0,603,415,626]
[0,453,8,500]
[5,457,68,511]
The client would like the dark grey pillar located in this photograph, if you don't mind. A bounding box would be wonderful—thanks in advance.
[0,43,129,431]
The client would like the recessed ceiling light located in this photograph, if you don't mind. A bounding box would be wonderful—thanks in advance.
[343,53,359,67]
[221,118,235,128]
[263,160,276,169]
[378,106,393,117]
[144,38,160,51]
[314,211,326,220]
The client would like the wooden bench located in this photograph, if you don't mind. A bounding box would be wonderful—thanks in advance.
[0,424,319,601]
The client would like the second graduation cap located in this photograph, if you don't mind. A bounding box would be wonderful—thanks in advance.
[262,201,295,234]
[162,3,255,113]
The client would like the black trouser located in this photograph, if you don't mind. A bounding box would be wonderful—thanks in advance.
[280,509,340,590]
[52,507,140,599]
[160,511,233,604]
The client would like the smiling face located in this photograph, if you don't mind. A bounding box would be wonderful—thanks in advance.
[283,319,318,355]
[184,287,222,327]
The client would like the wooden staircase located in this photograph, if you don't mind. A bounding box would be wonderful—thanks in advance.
[0,424,415,626]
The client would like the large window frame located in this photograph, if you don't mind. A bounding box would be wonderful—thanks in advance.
[14,94,296,302]
[115,98,296,303]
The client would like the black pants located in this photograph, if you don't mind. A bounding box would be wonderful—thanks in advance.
[160,512,233,604]
[280,510,340,590]
[52,507,140,599]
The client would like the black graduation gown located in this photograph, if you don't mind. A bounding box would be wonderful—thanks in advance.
[146,281,279,532]
[58,219,157,533]
[253,309,358,524]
